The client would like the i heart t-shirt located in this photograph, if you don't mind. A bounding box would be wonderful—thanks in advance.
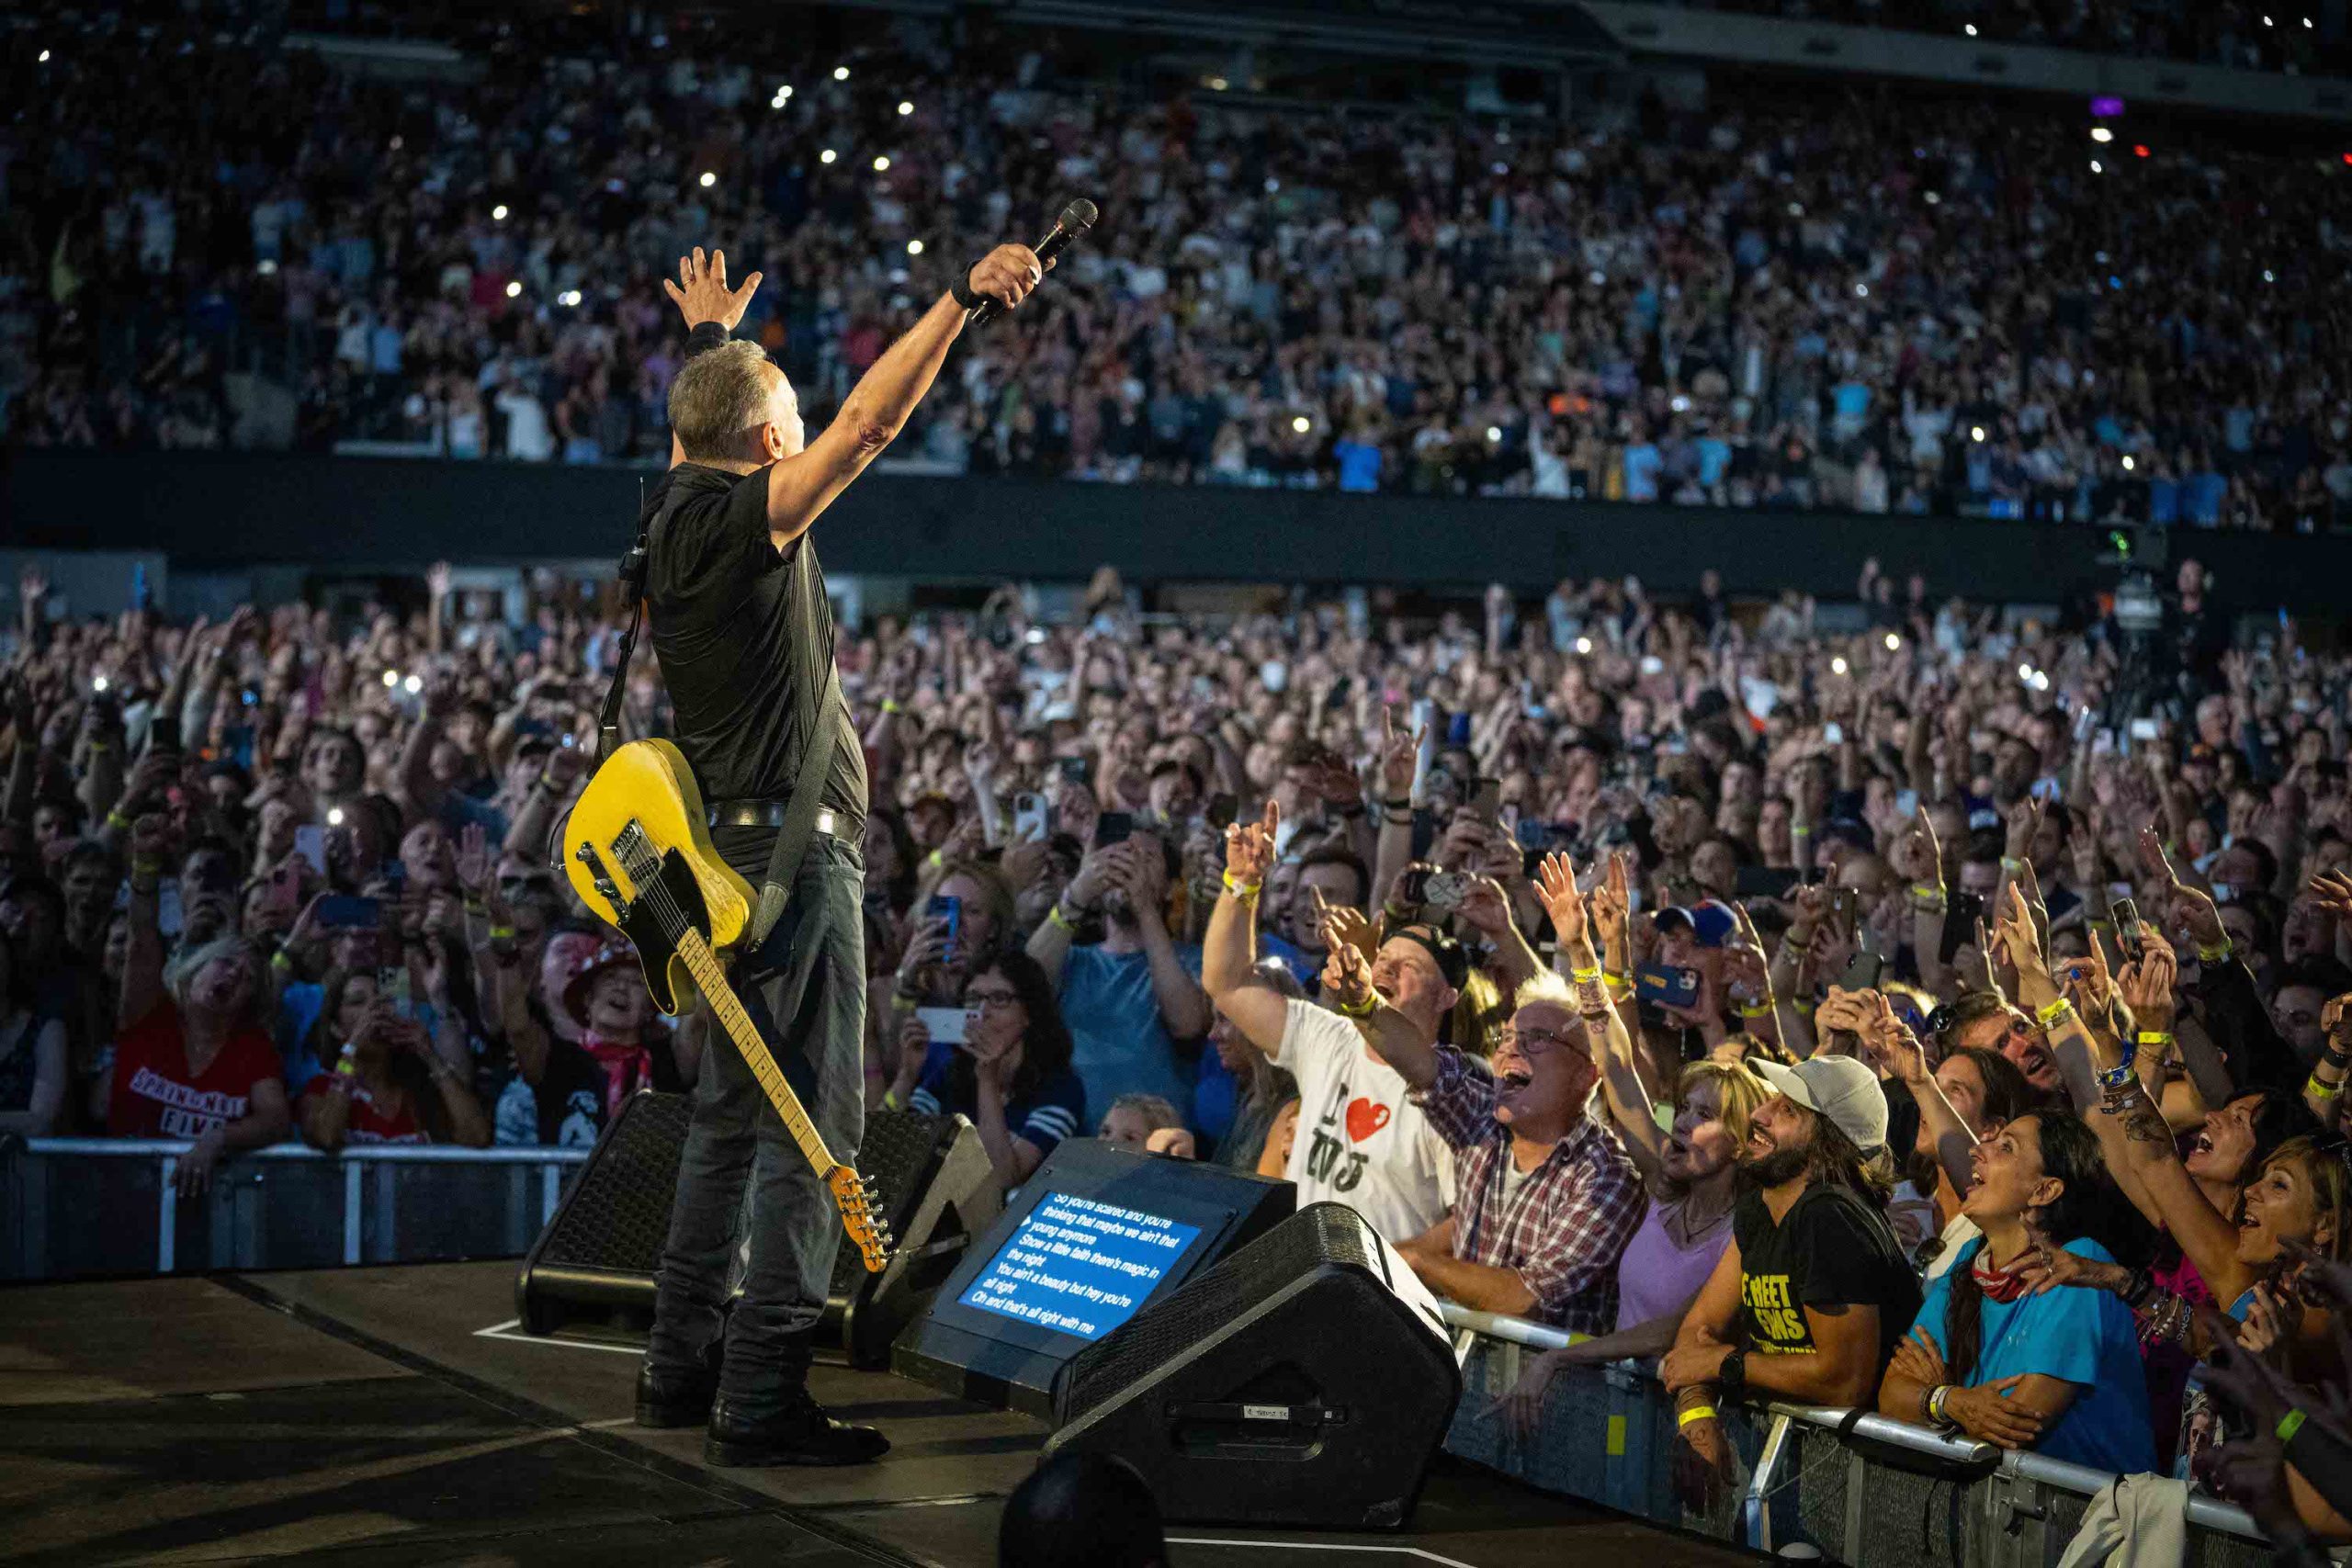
[1272,998,1452,1245]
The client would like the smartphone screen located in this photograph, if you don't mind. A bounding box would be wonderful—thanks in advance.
[1468,778,1502,823]
[1094,812,1134,849]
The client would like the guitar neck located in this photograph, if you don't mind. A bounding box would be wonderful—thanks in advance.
[673,929,840,1176]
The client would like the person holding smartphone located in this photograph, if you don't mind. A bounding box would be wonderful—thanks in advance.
[893,953,1083,1188]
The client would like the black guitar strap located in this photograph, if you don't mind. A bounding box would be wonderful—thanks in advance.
[748,660,842,953]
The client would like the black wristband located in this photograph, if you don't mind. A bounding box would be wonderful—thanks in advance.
[685,321,730,357]
[950,265,986,311]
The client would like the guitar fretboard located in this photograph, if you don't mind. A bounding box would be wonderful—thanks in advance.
[673,930,839,1175]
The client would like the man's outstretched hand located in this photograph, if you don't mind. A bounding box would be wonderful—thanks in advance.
[664,247,763,332]
[965,244,1052,311]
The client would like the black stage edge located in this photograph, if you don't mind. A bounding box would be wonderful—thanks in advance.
[0,1259,1761,1566]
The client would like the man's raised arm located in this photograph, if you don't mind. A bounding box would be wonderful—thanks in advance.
[662,243,1047,544]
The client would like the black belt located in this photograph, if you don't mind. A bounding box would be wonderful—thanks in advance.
[707,800,848,838]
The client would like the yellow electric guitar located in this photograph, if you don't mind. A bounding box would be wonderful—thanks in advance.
[560,739,890,1273]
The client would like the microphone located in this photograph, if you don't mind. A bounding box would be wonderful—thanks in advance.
[967,197,1098,326]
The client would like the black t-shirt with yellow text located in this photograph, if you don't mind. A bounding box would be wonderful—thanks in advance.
[1732,1181,1920,1371]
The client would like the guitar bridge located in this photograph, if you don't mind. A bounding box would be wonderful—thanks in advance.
[612,819,662,886]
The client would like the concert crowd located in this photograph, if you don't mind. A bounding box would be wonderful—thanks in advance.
[5,540,2352,1551]
[6,15,2352,534]
[1671,0,2351,74]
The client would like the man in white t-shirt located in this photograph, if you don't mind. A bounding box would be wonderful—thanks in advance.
[1203,801,1457,1243]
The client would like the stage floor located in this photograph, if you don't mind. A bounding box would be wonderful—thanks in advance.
[1,1260,1755,1566]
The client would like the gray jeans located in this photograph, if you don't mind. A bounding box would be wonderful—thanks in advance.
[647,832,865,1413]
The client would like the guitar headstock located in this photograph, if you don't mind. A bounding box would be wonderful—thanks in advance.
[828,1165,893,1274]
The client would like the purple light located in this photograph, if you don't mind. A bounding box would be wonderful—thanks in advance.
[2090,96,2125,118]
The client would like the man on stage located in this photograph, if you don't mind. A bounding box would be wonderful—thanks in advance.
[632,239,1046,1466]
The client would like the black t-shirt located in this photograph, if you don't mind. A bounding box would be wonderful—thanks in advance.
[643,463,865,877]
[1733,1181,1921,1370]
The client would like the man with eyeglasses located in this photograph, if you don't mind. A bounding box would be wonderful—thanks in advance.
[1329,960,1643,1334]
[1204,802,1455,1245]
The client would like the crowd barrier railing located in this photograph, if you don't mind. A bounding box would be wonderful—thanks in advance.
[1,1137,587,1282]
[1436,1303,2277,1567]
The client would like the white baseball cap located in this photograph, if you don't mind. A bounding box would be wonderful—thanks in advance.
[1751,1055,1889,1152]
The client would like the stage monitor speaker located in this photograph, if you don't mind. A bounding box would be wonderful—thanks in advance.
[515,1089,689,1335]
[893,1139,1295,1418]
[822,1107,1002,1367]
[515,1092,999,1361]
[1042,1201,1460,1531]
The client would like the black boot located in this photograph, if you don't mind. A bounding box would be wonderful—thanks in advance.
[634,1341,723,1428]
[704,1393,891,1468]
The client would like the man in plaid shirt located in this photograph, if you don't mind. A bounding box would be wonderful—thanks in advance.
[1323,953,1644,1335]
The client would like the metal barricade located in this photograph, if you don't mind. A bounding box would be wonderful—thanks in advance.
[1437,1303,2278,1567]
[2,1137,587,1280]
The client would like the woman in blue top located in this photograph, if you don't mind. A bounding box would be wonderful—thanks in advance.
[899,951,1085,1189]
[1880,1111,2156,1473]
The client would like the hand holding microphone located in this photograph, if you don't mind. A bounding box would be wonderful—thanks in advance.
[956,198,1099,324]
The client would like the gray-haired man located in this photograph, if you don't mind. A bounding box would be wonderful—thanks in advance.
[633,240,1045,1467]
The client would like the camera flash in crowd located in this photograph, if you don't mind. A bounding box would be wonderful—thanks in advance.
[1883,633,1901,651]
[1964,22,1978,34]
[559,289,582,308]
[1831,656,1849,675]
[504,280,522,299]
[2091,128,2114,143]
[1486,426,1503,444]
[2090,159,2104,174]
[492,204,508,221]
[382,670,400,688]
[833,65,850,80]
[820,149,837,164]
[698,171,716,187]
[40,49,51,62]
[327,807,345,828]
[91,675,107,694]
[1291,414,1311,434]
[906,240,923,255]
[873,155,890,172]
[1971,425,1987,443]
[1576,637,1594,656]
[898,100,914,116]
[402,674,423,694]
[2122,455,2137,471]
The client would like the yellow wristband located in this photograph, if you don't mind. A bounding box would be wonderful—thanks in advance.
[2134,1031,2174,1046]
[1222,871,1261,900]
[2310,1074,2342,1101]
[1569,965,1603,986]
[1678,1405,1720,1428]
[2035,998,2075,1029]
[1737,1002,1775,1018]
[107,809,133,831]
[1047,903,1074,931]
[1336,991,1377,1019]
[2280,1408,2310,1444]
